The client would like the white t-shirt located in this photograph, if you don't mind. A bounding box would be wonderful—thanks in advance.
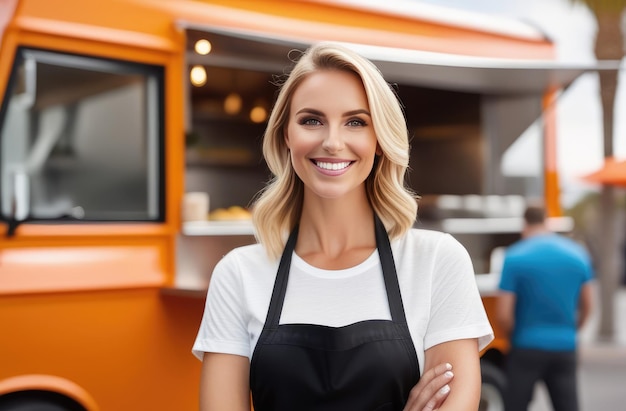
[192,228,494,373]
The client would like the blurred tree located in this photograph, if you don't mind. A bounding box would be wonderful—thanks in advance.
[571,0,626,341]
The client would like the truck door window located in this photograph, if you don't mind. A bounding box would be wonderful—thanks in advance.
[0,48,164,225]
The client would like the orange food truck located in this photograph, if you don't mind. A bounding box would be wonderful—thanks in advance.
[0,0,595,409]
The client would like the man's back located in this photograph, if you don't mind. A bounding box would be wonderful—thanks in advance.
[498,205,594,411]
[499,233,593,351]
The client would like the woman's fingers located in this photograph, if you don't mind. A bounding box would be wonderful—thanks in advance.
[422,381,451,411]
[403,363,454,411]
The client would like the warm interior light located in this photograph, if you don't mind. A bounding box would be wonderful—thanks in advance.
[223,93,242,115]
[190,65,207,87]
[250,105,267,123]
[194,39,212,55]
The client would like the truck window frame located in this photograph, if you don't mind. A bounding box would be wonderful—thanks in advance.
[0,47,166,230]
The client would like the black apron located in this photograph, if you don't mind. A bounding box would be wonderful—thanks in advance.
[250,216,420,411]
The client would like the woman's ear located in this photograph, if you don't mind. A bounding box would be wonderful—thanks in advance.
[284,131,291,149]
[376,143,383,156]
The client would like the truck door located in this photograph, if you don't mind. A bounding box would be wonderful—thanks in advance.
[0,46,188,411]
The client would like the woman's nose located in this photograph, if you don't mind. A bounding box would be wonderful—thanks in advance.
[322,126,345,153]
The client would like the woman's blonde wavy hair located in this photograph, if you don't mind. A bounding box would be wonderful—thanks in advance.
[252,42,418,260]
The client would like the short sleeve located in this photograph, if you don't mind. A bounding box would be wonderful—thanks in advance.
[192,252,250,360]
[580,248,594,283]
[499,252,518,293]
[424,234,494,352]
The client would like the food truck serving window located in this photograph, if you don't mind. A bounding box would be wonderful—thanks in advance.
[0,48,164,227]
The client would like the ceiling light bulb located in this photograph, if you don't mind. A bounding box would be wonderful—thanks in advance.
[250,106,267,123]
[190,65,207,87]
[194,39,212,55]
[224,93,243,115]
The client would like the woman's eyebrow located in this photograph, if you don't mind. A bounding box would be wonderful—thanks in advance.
[294,108,371,117]
[344,109,371,117]
[295,108,324,116]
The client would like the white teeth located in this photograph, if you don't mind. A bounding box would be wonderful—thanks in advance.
[315,161,350,170]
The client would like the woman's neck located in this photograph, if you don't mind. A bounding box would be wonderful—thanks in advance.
[296,194,376,268]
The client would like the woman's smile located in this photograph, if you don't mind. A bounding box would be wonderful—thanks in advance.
[311,159,353,175]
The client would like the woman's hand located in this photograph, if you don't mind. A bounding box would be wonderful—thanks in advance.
[402,362,454,411]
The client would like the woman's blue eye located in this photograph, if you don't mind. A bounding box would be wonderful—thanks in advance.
[300,118,322,126]
[347,119,366,127]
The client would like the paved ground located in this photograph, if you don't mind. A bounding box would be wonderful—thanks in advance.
[529,287,626,411]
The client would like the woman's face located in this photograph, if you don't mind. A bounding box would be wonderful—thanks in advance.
[285,69,379,200]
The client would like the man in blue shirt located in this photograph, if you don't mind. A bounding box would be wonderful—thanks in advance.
[497,204,594,411]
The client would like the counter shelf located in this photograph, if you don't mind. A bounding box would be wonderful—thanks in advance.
[182,220,255,236]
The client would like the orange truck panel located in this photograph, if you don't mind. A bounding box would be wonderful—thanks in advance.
[1,289,205,410]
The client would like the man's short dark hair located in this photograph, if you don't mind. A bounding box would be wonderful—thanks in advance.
[524,205,546,225]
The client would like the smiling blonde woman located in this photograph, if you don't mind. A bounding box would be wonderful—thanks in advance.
[193,42,494,411]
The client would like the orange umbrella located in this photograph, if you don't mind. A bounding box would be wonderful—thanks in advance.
[581,157,626,187]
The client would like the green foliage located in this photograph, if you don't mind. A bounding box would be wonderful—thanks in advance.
[565,191,598,221]
[570,0,626,13]
[565,190,625,236]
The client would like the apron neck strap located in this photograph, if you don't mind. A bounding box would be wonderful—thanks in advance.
[374,214,409,324]
[264,215,409,329]
[264,224,299,330]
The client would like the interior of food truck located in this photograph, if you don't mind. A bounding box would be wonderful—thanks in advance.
[182,29,486,203]
[176,27,577,293]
